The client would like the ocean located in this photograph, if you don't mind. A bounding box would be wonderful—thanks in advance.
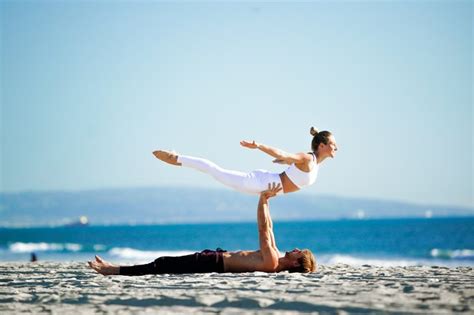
[1,217,473,267]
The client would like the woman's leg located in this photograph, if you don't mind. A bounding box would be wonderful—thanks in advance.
[153,150,283,195]
[153,150,181,166]
[177,154,255,193]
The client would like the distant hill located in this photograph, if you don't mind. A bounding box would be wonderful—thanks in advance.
[0,187,472,227]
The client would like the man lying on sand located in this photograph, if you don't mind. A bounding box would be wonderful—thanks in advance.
[89,183,316,275]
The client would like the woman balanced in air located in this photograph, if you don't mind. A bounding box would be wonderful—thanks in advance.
[153,127,338,196]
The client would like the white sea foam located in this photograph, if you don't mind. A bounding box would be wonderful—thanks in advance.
[106,248,448,267]
[93,244,107,251]
[319,253,474,267]
[106,248,474,266]
[430,248,474,259]
[64,243,82,252]
[319,254,420,267]
[9,242,83,253]
[5,243,474,267]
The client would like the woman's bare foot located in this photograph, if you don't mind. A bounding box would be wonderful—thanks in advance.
[152,150,181,166]
[88,256,120,276]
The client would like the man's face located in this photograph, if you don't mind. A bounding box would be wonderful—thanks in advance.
[285,248,303,261]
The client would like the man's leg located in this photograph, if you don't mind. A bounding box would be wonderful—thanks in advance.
[88,255,159,276]
[88,250,225,276]
[88,256,120,275]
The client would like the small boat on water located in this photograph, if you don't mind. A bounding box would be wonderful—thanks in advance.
[64,216,89,227]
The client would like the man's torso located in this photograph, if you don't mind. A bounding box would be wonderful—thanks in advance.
[222,250,278,272]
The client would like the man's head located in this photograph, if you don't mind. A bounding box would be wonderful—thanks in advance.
[282,248,317,273]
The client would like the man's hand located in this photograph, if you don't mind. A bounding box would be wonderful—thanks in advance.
[261,182,282,200]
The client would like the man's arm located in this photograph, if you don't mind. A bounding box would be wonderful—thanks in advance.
[257,183,282,272]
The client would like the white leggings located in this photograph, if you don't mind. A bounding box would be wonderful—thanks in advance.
[177,155,283,195]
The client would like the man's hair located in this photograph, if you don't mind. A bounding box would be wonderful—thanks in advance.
[288,249,317,273]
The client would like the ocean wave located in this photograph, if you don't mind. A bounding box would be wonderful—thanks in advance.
[5,243,474,266]
[9,242,83,253]
[430,248,474,259]
[319,254,419,267]
[106,249,468,267]
[108,247,194,261]
[93,244,107,251]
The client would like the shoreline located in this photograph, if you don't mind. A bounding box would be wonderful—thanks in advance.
[2,216,474,229]
[2,250,474,268]
[1,262,472,314]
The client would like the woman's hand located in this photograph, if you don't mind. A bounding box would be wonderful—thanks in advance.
[272,159,291,165]
[240,140,259,149]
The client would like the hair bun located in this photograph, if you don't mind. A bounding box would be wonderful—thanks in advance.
[310,126,319,136]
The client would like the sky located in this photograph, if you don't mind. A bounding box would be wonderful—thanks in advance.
[1,0,472,208]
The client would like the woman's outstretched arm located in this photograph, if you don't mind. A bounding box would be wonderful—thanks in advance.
[240,140,311,165]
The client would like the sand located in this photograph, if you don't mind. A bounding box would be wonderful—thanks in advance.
[1,262,473,314]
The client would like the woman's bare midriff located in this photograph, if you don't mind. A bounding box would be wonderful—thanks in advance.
[279,172,299,194]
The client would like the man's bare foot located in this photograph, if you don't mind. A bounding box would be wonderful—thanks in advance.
[152,150,182,166]
[88,255,120,276]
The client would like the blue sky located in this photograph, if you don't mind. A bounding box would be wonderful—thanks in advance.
[1,1,472,208]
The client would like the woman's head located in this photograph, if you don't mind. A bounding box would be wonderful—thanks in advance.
[310,127,338,158]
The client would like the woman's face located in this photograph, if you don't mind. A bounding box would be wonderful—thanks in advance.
[320,135,338,158]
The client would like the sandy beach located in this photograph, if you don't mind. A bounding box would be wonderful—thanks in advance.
[1,262,472,314]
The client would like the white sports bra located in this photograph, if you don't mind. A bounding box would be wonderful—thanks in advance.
[284,153,318,188]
